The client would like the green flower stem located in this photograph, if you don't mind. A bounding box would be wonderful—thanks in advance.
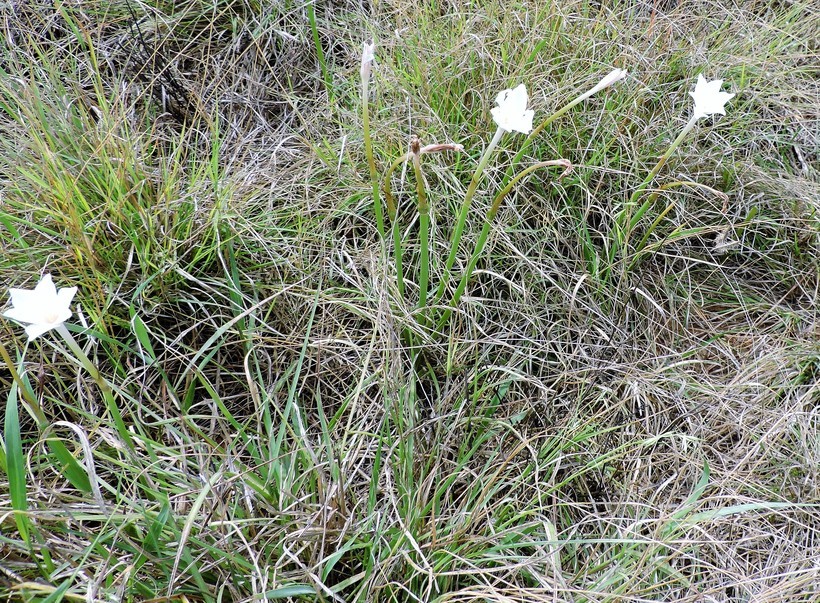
[0,339,47,425]
[626,116,699,229]
[611,115,699,262]
[503,87,605,185]
[392,211,406,298]
[434,126,505,303]
[361,78,387,239]
[1,338,93,493]
[56,324,136,454]
[383,153,412,297]
[436,160,570,330]
[411,147,430,311]
[382,153,410,222]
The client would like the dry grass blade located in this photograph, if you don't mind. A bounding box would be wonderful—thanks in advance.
[0,0,818,602]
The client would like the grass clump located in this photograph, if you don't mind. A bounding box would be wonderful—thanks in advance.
[1,0,819,602]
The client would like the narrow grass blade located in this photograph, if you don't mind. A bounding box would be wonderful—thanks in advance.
[307,1,333,103]
[4,382,31,545]
[262,585,317,599]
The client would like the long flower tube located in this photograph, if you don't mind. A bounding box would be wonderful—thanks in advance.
[360,41,386,238]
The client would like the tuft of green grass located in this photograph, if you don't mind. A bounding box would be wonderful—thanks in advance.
[1,0,819,602]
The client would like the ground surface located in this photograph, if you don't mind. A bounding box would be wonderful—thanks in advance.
[1,1,819,601]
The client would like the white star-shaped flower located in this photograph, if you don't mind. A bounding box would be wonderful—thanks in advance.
[689,74,735,120]
[3,274,77,340]
[491,84,534,134]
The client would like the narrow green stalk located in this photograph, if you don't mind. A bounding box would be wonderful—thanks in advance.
[382,153,409,222]
[5,378,31,546]
[411,145,430,310]
[382,142,464,299]
[434,219,492,332]
[434,127,505,303]
[392,209,406,297]
[306,1,333,103]
[626,116,699,229]
[0,339,92,493]
[361,77,386,239]
[383,152,411,296]
[611,115,699,260]
[56,324,137,454]
[0,339,46,424]
[437,160,570,330]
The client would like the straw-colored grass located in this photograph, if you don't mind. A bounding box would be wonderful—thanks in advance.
[1,0,818,601]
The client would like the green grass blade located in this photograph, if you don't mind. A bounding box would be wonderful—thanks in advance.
[4,382,31,546]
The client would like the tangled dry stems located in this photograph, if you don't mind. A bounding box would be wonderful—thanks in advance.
[1,0,818,601]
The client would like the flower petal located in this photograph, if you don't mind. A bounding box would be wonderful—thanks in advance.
[56,286,77,312]
[24,322,58,341]
[7,287,44,313]
[690,74,735,119]
[491,84,533,134]
[3,305,46,324]
[33,273,57,297]
[588,68,628,95]
[3,274,77,340]
[361,41,375,80]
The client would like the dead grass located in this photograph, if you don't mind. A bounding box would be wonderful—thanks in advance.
[1,0,818,602]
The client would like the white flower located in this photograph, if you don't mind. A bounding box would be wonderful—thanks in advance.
[360,41,375,80]
[3,274,77,340]
[491,84,534,134]
[588,68,628,96]
[689,74,735,120]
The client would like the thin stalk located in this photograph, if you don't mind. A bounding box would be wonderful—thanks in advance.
[0,339,46,424]
[306,1,333,103]
[362,78,386,239]
[437,160,571,330]
[392,209,405,298]
[383,152,412,297]
[411,142,430,311]
[0,338,93,493]
[385,143,462,302]
[434,127,505,303]
[626,116,699,228]
[382,153,410,222]
[612,115,699,260]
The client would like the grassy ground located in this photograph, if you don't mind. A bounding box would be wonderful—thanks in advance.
[1,0,818,601]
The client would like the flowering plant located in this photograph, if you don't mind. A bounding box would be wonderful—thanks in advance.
[613,74,736,269]
[2,273,137,455]
[690,74,735,120]
[2,274,76,340]
[491,84,534,134]
[358,51,628,326]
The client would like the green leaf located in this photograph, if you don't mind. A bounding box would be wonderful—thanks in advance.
[145,498,172,554]
[4,382,31,545]
[261,585,317,599]
[39,578,73,603]
[130,313,157,363]
[47,438,92,493]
